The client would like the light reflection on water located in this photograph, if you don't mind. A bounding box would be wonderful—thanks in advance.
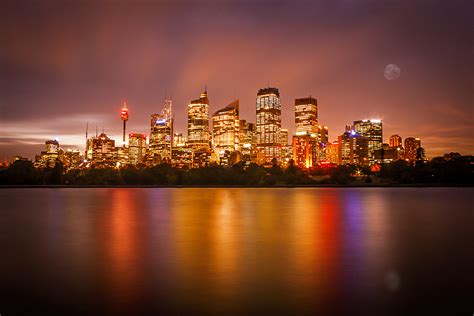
[0,188,472,315]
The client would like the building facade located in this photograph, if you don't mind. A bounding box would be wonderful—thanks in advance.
[149,99,173,164]
[404,137,421,162]
[389,134,402,148]
[212,100,240,163]
[128,133,147,165]
[239,120,257,164]
[87,133,116,167]
[338,130,369,165]
[353,119,382,164]
[187,89,210,152]
[325,141,339,164]
[292,134,317,168]
[256,87,282,164]
[295,96,318,134]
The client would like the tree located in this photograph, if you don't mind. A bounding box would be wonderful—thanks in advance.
[6,160,39,185]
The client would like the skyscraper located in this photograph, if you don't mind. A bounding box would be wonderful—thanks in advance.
[280,128,289,146]
[295,96,318,134]
[389,134,402,148]
[404,137,421,162]
[293,96,327,166]
[325,141,339,164]
[87,132,116,168]
[149,99,173,164]
[338,130,369,165]
[128,133,147,165]
[212,100,240,153]
[256,87,282,163]
[239,119,257,164]
[35,139,60,168]
[353,119,382,163]
[187,89,210,151]
[292,134,316,168]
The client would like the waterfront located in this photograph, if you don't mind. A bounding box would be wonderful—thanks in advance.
[0,188,472,315]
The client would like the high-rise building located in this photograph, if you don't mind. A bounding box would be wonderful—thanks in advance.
[128,133,147,165]
[35,139,60,168]
[295,96,318,134]
[317,125,329,144]
[212,100,240,153]
[280,128,289,146]
[338,130,368,165]
[45,140,59,155]
[325,141,339,164]
[239,119,257,164]
[389,134,402,148]
[149,99,173,164]
[61,149,81,170]
[256,87,282,163]
[116,146,129,166]
[188,89,210,151]
[404,137,421,162]
[353,119,382,163]
[87,133,116,168]
[173,133,187,148]
[292,134,317,168]
[293,97,328,166]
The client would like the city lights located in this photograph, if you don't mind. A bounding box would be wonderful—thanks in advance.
[8,86,425,170]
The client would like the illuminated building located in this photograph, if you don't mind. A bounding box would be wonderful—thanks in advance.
[192,149,211,168]
[120,102,129,145]
[280,128,289,146]
[46,140,59,155]
[171,147,192,169]
[317,125,329,144]
[389,134,402,148]
[212,100,240,165]
[35,139,60,168]
[280,128,289,164]
[338,130,368,165]
[239,120,257,164]
[292,96,328,166]
[116,146,129,166]
[353,119,382,163]
[128,133,147,165]
[173,133,187,147]
[256,87,282,164]
[170,133,191,168]
[404,137,421,162]
[187,89,210,151]
[149,99,173,164]
[61,149,81,170]
[292,134,317,168]
[295,96,318,134]
[87,132,116,168]
[325,141,339,164]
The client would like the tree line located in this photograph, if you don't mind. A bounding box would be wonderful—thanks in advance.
[0,153,472,186]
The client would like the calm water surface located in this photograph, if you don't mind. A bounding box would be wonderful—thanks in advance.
[0,188,472,315]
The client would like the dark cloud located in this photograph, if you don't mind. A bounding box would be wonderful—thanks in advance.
[1,0,472,159]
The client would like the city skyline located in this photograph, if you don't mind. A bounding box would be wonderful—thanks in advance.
[1,0,472,159]
[0,85,455,161]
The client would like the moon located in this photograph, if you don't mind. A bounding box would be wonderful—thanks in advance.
[384,64,401,80]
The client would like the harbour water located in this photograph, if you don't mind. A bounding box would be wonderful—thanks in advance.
[0,188,472,315]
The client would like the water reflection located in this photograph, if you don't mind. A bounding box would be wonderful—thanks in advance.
[0,188,472,315]
[106,189,141,306]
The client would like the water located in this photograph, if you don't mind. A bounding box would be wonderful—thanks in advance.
[0,188,472,315]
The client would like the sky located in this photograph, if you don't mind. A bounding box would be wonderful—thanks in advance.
[1,0,473,160]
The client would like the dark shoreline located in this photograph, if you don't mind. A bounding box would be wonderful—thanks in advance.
[1,184,472,189]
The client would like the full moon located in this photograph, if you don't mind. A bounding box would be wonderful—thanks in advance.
[384,64,401,80]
